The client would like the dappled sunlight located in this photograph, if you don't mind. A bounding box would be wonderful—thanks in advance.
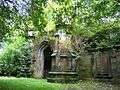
[0,0,120,90]
[0,77,17,80]
[0,77,119,90]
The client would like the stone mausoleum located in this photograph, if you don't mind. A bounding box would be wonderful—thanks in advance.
[32,30,78,83]
[31,30,120,83]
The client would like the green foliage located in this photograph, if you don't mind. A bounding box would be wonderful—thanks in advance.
[0,2,11,40]
[0,0,30,40]
[30,0,120,38]
[0,0,119,39]
[0,35,32,77]
[88,27,120,48]
[73,0,120,36]
[30,0,47,33]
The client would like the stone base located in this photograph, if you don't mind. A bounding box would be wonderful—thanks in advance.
[47,71,79,83]
[95,73,113,79]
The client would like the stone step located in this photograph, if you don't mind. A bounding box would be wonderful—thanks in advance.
[48,71,78,75]
[47,77,78,83]
[47,71,79,83]
[48,71,78,78]
[95,73,113,79]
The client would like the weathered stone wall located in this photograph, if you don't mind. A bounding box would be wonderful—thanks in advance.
[77,48,120,80]
[90,48,120,80]
[31,36,54,78]
[31,34,120,80]
[32,41,48,78]
[77,53,92,79]
[111,49,120,79]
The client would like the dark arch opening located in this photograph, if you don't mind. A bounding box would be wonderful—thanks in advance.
[43,46,53,78]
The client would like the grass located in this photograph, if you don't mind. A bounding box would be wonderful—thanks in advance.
[0,77,63,90]
[0,77,119,90]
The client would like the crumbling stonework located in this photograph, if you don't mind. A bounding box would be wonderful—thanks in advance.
[31,32,120,82]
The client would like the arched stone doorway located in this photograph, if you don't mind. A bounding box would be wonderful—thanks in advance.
[43,46,52,78]
[33,41,53,78]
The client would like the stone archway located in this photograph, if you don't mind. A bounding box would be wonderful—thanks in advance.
[43,46,52,78]
[33,40,53,78]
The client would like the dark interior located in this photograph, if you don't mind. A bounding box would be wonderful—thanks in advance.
[43,46,52,78]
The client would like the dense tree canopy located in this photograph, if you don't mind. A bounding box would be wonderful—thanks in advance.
[0,0,120,40]
[28,0,120,40]
[0,0,30,40]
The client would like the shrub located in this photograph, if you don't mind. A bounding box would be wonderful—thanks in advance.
[0,35,32,77]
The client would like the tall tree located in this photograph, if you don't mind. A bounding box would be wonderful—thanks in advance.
[73,0,120,36]
[0,0,31,40]
[30,0,120,37]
